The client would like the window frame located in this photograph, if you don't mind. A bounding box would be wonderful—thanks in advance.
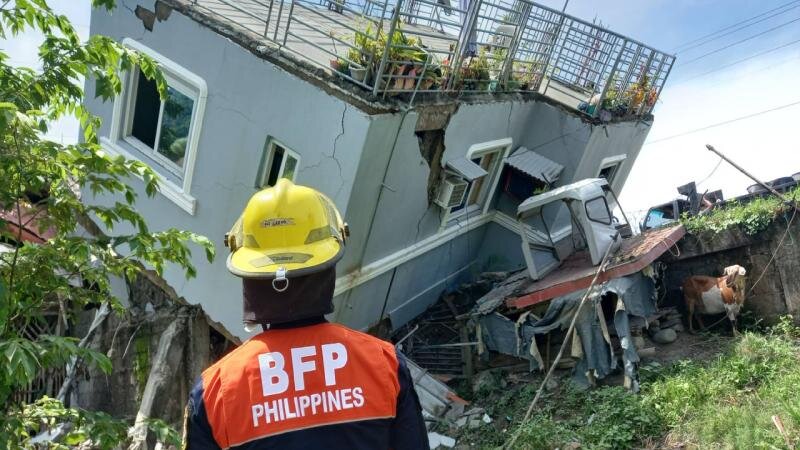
[442,138,512,226]
[104,38,207,215]
[597,154,627,184]
[584,195,613,225]
[121,69,198,178]
[256,137,302,188]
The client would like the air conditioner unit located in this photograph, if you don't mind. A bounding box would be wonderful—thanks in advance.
[435,176,469,208]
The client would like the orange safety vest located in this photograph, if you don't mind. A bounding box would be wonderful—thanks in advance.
[201,323,401,448]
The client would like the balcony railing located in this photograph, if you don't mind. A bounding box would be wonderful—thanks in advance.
[190,0,674,116]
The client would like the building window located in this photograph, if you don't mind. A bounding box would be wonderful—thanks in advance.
[104,39,207,215]
[125,69,195,173]
[447,138,512,220]
[597,154,627,184]
[257,138,300,188]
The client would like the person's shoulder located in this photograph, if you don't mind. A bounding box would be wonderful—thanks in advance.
[201,335,264,379]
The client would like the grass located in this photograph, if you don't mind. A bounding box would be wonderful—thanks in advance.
[453,317,800,449]
[681,187,799,235]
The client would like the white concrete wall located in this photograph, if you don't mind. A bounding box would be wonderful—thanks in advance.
[85,6,373,339]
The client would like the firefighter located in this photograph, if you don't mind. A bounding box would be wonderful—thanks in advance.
[184,179,429,449]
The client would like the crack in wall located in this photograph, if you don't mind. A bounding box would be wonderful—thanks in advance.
[506,102,514,136]
[414,104,459,205]
[298,103,347,201]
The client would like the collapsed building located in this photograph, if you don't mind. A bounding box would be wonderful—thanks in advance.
[83,0,674,343]
[472,178,685,390]
[49,0,678,440]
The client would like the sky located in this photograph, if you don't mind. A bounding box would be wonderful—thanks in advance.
[536,0,800,224]
[3,0,800,225]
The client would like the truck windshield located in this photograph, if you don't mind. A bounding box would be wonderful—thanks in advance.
[644,207,676,229]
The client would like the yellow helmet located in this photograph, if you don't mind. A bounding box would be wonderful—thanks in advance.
[225,179,348,280]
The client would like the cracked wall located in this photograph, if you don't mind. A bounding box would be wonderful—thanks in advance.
[86,3,656,339]
[85,5,374,339]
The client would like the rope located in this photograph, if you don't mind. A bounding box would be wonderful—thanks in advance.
[503,233,619,450]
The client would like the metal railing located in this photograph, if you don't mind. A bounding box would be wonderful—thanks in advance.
[190,0,674,115]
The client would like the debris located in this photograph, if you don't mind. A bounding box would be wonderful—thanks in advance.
[427,432,456,448]
[127,315,188,450]
[633,335,646,349]
[545,377,559,391]
[672,323,685,332]
[471,370,505,394]
[406,357,467,422]
[652,328,678,344]
[479,271,510,282]
[455,407,492,429]
[556,358,576,370]
[638,347,657,358]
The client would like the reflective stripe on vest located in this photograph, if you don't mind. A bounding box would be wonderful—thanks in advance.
[201,323,400,448]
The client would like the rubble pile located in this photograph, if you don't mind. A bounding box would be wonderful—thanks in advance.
[393,273,500,378]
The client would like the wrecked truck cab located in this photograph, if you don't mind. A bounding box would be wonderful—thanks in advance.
[517,178,628,281]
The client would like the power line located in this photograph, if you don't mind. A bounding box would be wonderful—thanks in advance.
[677,2,800,54]
[677,15,800,67]
[645,99,800,145]
[671,37,800,85]
[673,0,800,51]
[696,157,723,186]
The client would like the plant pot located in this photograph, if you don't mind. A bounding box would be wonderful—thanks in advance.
[420,77,435,91]
[349,66,368,83]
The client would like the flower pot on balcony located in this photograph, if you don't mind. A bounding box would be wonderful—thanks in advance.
[349,66,369,83]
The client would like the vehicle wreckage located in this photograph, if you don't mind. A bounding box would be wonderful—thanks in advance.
[469,177,685,391]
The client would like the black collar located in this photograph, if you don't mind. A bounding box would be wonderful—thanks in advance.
[263,316,328,331]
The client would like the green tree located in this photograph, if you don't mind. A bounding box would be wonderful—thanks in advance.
[0,0,214,447]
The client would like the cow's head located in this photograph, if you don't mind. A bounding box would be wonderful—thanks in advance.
[724,265,747,305]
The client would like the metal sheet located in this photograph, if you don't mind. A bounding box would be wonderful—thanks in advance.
[517,178,606,218]
[505,147,564,183]
[446,157,488,181]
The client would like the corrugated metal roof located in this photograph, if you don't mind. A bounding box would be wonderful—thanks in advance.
[505,147,564,183]
[446,157,488,181]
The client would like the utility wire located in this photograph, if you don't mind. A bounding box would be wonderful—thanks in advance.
[677,15,800,67]
[696,157,723,186]
[673,0,800,51]
[677,2,800,54]
[645,99,800,145]
[671,37,800,85]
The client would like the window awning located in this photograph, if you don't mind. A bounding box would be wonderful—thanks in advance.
[446,157,487,182]
[505,147,564,183]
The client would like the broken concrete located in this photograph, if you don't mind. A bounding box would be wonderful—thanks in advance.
[71,271,235,437]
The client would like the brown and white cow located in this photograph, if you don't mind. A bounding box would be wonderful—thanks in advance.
[682,265,748,334]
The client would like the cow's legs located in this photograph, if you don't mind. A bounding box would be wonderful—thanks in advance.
[730,318,740,336]
[695,314,707,332]
[687,300,697,334]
